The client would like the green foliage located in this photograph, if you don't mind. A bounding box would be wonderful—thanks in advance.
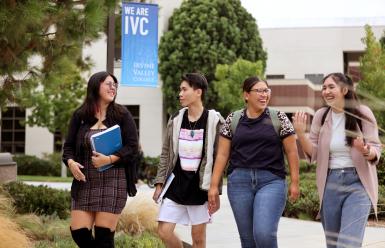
[159,0,267,114]
[16,214,70,242]
[3,181,71,219]
[33,231,164,248]
[14,154,60,176]
[299,160,316,174]
[0,0,117,138]
[137,156,160,184]
[358,25,385,141]
[284,175,320,220]
[378,148,385,186]
[213,58,264,115]
[378,184,385,219]
[34,239,76,248]
[115,232,165,248]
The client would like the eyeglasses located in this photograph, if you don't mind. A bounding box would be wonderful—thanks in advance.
[104,81,119,89]
[249,88,271,95]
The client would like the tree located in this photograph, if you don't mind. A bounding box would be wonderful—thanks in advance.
[1,0,117,176]
[0,0,117,139]
[357,25,385,140]
[159,0,267,115]
[213,58,264,116]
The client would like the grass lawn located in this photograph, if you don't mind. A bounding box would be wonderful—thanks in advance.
[17,175,73,183]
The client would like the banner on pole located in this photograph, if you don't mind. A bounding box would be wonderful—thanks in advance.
[121,2,158,87]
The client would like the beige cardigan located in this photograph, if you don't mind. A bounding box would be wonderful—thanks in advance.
[308,105,382,215]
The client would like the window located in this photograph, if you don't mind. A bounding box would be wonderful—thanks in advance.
[1,107,26,153]
[305,74,324,84]
[125,105,140,137]
[266,74,285,79]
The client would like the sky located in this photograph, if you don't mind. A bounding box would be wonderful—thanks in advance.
[240,0,385,28]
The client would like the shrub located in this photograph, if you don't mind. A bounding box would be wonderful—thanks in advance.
[3,181,71,219]
[115,232,165,248]
[0,191,15,217]
[377,184,385,220]
[299,160,316,174]
[15,214,70,241]
[137,156,159,184]
[377,148,385,186]
[43,152,73,177]
[118,194,158,235]
[14,154,60,176]
[284,176,319,220]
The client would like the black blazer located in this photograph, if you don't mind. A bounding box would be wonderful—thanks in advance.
[62,105,138,196]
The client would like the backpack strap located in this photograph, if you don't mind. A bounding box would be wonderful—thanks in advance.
[267,107,280,137]
[230,109,243,135]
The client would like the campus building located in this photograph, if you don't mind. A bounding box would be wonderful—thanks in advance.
[1,0,384,158]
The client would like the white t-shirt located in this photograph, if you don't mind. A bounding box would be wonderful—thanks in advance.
[329,111,355,169]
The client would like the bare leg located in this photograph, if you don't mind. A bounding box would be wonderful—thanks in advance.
[71,210,95,229]
[191,223,206,248]
[158,221,183,248]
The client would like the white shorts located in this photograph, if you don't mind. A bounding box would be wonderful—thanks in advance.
[158,198,211,225]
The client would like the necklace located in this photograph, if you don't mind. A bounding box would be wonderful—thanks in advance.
[188,119,198,137]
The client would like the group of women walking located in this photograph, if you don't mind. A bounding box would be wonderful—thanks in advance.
[63,71,381,248]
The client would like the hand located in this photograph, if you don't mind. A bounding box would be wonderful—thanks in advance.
[288,181,300,202]
[69,160,86,182]
[353,137,371,157]
[208,186,220,214]
[153,184,162,203]
[292,111,307,136]
[91,151,110,168]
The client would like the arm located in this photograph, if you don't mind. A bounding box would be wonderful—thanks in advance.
[282,135,300,202]
[152,119,173,202]
[62,110,86,181]
[62,111,80,166]
[353,105,382,165]
[154,119,172,186]
[208,136,231,214]
[293,110,325,164]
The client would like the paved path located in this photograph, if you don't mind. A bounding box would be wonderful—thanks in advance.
[25,182,385,247]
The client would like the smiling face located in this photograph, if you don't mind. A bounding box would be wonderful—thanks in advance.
[322,76,347,110]
[98,75,117,104]
[178,80,202,107]
[244,81,270,112]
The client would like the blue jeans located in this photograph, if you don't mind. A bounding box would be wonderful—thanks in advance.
[321,168,371,248]
[227,168,287,248]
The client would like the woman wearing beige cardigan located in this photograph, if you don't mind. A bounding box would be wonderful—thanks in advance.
[293,73,382,248]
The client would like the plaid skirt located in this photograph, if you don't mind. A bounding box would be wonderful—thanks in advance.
[71,129,127,214]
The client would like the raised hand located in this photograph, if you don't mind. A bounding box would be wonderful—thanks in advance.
[292,111,308,135]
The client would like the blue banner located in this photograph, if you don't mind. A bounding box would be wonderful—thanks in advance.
[121,2,158,87]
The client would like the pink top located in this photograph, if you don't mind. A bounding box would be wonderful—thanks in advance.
[307,105,382,215]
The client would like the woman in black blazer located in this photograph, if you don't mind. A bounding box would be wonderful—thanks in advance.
[62,71,138,247]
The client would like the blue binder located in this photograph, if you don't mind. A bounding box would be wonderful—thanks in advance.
[90,124,122,172]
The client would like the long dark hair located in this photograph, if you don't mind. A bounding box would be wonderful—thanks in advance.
[78,71,125,123]
[322,73,370,146]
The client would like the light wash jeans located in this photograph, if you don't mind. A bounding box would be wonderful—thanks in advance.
[321,167,371,248]
[227,168,287,248]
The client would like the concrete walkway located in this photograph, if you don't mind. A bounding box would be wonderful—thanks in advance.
[25,181,385,247]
